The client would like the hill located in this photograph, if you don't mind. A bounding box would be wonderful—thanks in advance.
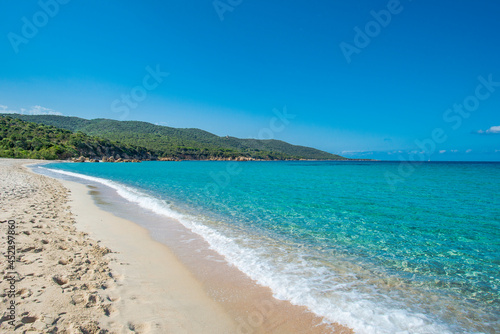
[0,116,151,160]
[1,114,347,160]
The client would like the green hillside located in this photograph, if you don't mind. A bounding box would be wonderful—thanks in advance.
[2,114,347,160]
[0,116,150,160]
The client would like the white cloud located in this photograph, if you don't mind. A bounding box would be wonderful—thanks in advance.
[466,149,473,153]
[0,105,18,114]
[27,105,62,115]
[486,126,500,134]
[0,104,62,116]
[476,125,500,134]
[439,150,446,154]
[341,150,364,154]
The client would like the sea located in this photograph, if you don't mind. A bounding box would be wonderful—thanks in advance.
[34,161,499,333]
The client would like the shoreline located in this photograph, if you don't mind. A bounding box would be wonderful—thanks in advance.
[0,158,235,333]
[58,174,240,333]
[1,158,352,333]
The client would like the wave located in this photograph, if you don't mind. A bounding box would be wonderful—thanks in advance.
[42,166,454,334]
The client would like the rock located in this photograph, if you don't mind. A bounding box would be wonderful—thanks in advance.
[158,157,181,161]
[235,156,256,161]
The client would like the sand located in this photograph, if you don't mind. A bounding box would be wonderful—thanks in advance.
[0,158,352,333]
[0,159,235,333]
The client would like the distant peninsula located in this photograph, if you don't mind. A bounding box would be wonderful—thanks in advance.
[0,114,349,162]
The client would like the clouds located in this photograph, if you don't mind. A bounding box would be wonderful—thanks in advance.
[0,105,17,113]
[475,125,500,134]
[0,104,62,116]
[28,105,62,115]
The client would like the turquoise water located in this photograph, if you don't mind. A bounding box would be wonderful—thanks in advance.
[40,161,499,333]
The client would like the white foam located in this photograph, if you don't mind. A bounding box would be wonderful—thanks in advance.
[43,166,455,334]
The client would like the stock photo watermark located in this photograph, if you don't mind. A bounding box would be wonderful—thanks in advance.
[2,219,18,327]
[7,0,71,54]
[204,106,295,196]
[256,106,296,140]
[213,0,243,21]
[236,299,275,334]
[110,65,169,120]
[339,0,411,64]
[385,74,499,191]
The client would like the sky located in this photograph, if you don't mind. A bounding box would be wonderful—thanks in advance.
[1,0,499,161]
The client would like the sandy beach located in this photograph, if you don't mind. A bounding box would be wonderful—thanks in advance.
[0,159,237,333]
[0,158,352,333]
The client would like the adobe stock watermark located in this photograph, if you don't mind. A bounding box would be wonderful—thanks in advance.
[203,106,295,196]
[385,74,499,191]
[213,0,243,21]
[256,106,296,140]
[339,0,411,64]
[236,299,275,334]
[7,0,71,54]
[111,65,169,120]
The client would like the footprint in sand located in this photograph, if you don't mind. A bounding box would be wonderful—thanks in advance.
[21,246,36,252]
[58,258,73,265]
[86,293,101,307]
[107,294,121,302]
[109,271,124,282]
[78,322,100,334]
[102,279,116,290]
[128,322,151,333]
[53,275,69,286]
[103,304,119,317]
[71,293,88,305]
[16,288,32,299]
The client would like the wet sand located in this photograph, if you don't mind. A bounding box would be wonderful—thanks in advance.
[0,158,352,333]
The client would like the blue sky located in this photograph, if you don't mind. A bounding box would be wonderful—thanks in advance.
[1,0,499,161]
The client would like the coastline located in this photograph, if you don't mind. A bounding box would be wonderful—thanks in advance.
[0,158,352,333]
[0,158,235,333]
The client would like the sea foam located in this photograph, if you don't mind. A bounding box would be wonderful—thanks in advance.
[43,166,455,334]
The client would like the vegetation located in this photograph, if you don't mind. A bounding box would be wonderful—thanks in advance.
[0,116,150,160]
[0,114,348,160]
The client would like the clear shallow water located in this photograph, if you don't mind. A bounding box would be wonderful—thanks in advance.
[40,161,499,333]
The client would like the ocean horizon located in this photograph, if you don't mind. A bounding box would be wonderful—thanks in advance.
[35,160,500,333]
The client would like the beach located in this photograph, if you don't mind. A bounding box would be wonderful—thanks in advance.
[3,157,496,333]
[0,158,239,333]
[0,158,351,333]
